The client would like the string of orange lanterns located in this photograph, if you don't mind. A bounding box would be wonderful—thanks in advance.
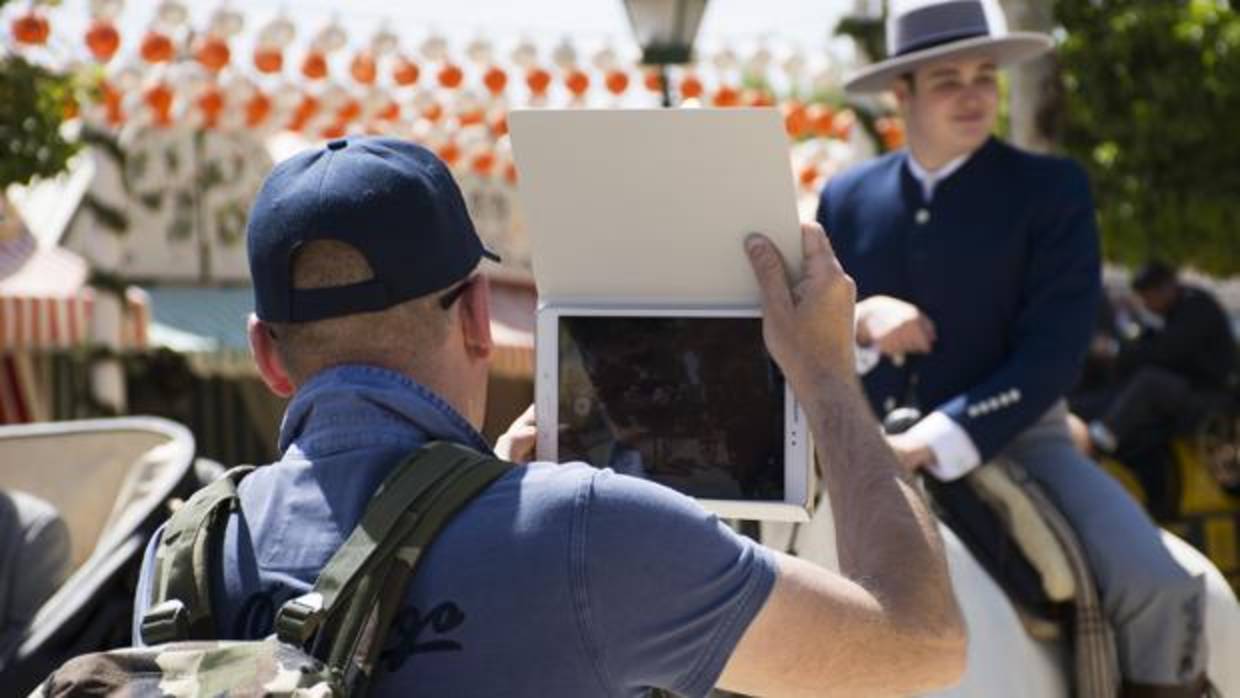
[7,1,904,189]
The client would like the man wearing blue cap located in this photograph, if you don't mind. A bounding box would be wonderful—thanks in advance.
[129,136,966,696]
[821,0,1209,694]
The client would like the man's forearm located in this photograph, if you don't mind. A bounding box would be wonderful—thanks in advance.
[799,369,959,634]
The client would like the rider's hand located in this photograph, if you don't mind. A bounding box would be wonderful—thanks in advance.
[745,222,857,385]
[886,432,936,475]
[495,404,537,463]
[856,295,937,359]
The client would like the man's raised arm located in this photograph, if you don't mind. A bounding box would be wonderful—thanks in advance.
[718,223,965,698]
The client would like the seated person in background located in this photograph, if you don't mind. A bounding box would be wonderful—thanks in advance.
[0,489,71,670]
[1083,261,1238,474]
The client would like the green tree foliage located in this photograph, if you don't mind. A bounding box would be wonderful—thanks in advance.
[1056,0,1240,274]
[0,55,79,189]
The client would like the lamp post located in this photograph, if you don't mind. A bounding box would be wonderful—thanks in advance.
[621,0,710,107]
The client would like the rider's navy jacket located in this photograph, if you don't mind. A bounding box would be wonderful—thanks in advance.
[818,137,1102,461]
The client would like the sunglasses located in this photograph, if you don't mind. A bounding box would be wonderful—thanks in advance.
[438,275,477,310]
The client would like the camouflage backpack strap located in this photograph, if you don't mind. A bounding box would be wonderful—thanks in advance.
[274,441,509,693]
[140,465,256,645]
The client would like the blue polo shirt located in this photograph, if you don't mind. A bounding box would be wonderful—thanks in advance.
[132,365,776,697]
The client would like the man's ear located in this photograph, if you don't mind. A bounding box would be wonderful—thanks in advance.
[247,314,296,397]
[458,276,493,361]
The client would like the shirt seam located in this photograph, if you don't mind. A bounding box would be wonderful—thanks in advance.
[569,472,622,698]
[678,544,776,696]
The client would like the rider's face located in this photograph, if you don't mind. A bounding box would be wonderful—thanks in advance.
[895,56,1000,163]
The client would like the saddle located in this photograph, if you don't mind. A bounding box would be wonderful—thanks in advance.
[884,408,1121,698]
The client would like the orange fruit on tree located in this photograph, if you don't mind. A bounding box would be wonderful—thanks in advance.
[321,122,347,140]
[100,80,124,126]
[196,37,231,72]
[11,12,49,45]
[301,51,328,80]
[798,164,819,190]
[438,63,464,89]
[458,109,485,127]
[525,67,551,95]
[85,19,121,61]
[198,88,225,128]
[483,66,508,96]
[350,51,377,85]
[393,56,420,86]
[253,46,283,73]
[144,83,174,121]
[489,111,508,137]
[140,31,175,63]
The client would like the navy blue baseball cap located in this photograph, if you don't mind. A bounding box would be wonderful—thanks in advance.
[246,136,500,323]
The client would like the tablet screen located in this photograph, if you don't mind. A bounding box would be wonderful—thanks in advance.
[557,316,785,501]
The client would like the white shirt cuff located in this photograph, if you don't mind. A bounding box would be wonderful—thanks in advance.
[855,343,880,375]
[907,411,981,481]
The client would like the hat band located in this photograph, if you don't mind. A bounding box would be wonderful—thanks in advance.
[893,0,991,56]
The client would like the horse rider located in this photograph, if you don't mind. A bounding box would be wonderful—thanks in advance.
[820,0,1209,694]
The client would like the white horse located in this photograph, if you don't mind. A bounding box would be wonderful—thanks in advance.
[763,495,1240,697]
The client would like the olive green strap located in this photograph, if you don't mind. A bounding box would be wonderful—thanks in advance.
[274,442,507,655]
[141,465,254,644]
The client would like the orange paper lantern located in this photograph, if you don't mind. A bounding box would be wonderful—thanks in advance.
[483,66,508,96]
[350,51,377,85]
[11,12,50,46]
[643,69,664,93]
[503,162,518,185]
[393,56,420,86]
[85,19,121,61]
[437,63,464,89]
[470,150,496,176]
[783,101,809,139]
[245,92,271,127]
[489,111,508,137]
[458,109,485,127]
[679,75,703,100]
[798,164,819,190]
[196,37,231,72]
[376,101,400,121]
[253,47,283,74]
[525,67,551,96]
[436,141,461,166]
[198,88,225,128]
[421,101,444,123]
[713,85,741,108]
[302,51,328,80]
[140,31,175,63]
[288,94,320,131]
[336,100,362,123]
[605,70,629,96]
[100,80,125,126]
[564,69,589,97]
[806,104,835,138]
[144,83,174,127]
[321,122,347,140]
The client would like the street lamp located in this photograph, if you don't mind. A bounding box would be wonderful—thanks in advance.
[622,0,710,107]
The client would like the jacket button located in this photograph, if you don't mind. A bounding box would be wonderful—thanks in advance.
[915,208,930,225]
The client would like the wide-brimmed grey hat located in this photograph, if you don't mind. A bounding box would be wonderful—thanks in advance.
[844,0,1054,94]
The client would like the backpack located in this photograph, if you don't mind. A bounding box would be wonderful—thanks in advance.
[30,441,509,698]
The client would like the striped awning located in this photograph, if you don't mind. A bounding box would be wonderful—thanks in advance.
[0,288,149,353]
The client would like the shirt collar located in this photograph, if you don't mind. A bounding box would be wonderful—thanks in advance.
[905,150,972,202]
[277,363,493,457]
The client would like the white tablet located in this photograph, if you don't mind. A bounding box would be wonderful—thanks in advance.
[536,305,813,522]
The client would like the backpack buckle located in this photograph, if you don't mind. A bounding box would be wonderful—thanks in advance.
[275,592,325,646]
[140,599,190,645]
